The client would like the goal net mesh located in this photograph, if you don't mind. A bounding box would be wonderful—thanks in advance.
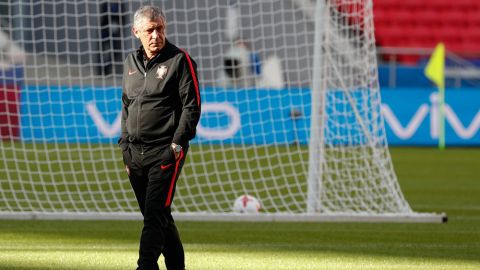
[0,0,413,218]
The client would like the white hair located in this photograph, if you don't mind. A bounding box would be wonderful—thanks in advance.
[133,5,165,29]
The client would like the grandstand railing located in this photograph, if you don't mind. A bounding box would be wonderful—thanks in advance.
[377,46,480,88]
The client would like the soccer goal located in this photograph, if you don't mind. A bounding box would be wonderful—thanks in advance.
[0,0,446,222]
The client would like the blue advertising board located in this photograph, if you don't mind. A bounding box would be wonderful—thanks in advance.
[21,85,121,143]
[381,88,480,145]
[20,86,480,146]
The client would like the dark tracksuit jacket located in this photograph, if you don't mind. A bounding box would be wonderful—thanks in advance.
[119,40,201,150]
[119,40,200,270]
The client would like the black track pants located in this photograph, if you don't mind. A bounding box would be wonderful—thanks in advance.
[123,143,187,270]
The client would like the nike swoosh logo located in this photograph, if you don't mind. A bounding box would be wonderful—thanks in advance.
[128,70,137,75]
[161,164,173,170]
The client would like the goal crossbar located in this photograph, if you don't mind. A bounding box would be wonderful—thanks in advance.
[0,212,447,223]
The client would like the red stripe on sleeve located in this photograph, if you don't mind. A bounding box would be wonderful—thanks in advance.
[179,49,200,106]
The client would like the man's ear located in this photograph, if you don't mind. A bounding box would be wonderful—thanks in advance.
[132,26,140,38]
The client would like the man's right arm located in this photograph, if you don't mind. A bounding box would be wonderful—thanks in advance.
[118,93,129,151]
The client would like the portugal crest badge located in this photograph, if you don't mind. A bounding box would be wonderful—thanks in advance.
[156,65,168,80]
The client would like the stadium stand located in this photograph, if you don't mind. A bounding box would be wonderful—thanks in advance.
[373,0,480,64]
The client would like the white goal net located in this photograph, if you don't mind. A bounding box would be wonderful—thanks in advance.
[0,0,444,222]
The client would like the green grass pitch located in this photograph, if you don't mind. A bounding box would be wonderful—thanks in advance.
[0,147,479,269]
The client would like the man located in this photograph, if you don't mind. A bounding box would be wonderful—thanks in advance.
[119,5,201,270]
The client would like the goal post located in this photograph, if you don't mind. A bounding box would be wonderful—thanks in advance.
[307,0,444,221]
[0,0,446,222]
[307,0,327,214]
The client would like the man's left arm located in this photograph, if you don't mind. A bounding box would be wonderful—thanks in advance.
[173,52,201,148]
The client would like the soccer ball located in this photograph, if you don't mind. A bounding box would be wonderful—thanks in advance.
[232,194,261,214]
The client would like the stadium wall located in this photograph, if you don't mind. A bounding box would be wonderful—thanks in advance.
[18,86,480,146]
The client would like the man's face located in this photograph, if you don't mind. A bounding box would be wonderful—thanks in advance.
[133,17,166,57]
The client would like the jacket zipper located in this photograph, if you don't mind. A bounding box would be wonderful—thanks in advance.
[135,65,148,145]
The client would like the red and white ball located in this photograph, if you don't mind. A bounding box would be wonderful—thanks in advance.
[232,194,261,214]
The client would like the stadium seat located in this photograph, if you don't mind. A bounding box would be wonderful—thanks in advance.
[394,10,415,25]
[461,28,480,54]
[400,0,426,11]
[373,9,391,25]
[372,0,480,63]
[425,0,454,10]
[373,0,398,9]
[442,10,469,27]
[375,25,406,46]
[449,0,480,9]
[415,10,440,27]
[466,11,480,26]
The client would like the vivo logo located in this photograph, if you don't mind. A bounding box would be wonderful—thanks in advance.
[382,93,480,139]
[85,92,479,143]
[196,103,241,140]
[86,102,121,138]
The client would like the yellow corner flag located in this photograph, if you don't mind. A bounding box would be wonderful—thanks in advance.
[424,43,446,149]
[424,43,445,89]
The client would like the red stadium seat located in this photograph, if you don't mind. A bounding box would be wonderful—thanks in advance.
[425,0,454,10]
[450,0,479,9]
[373,0,398,9]
[373,8,391,25]
[461,28,480,55]
[442,10,469,27]
[373,0,480,62]
[415,10,441,26]
[466,10,480,26]
[394,10,416,25]
[401,0,426,10]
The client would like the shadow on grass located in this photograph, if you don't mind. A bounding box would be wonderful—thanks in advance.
[1,218,479,265]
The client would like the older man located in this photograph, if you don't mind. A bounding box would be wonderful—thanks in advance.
[119,5,201,270]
